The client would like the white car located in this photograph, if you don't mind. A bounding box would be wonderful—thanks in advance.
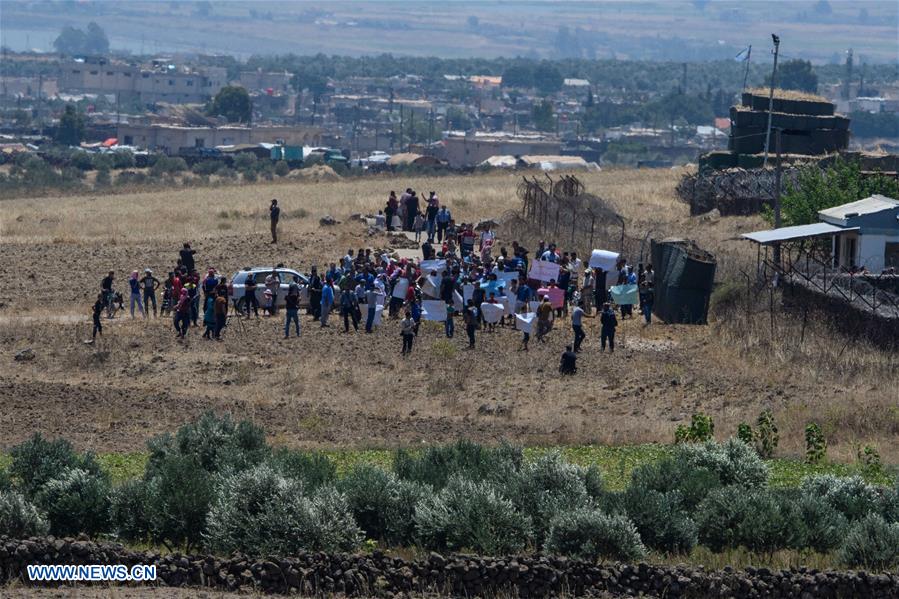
[228,267,310,311]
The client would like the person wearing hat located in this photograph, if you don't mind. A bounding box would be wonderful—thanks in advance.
[270,199,280,244]
[128,271,144,318]
[140,269,160,318]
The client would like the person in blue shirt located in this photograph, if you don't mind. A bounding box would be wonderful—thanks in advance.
[128,271,144,318]
[436,205,452,242]
[320,280,334,327]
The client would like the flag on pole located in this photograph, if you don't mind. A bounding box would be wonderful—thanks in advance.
[734,46,751,62]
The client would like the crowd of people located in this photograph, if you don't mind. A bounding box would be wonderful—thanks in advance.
[91,191,658,373]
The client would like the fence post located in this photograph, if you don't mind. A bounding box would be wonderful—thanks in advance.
[589,214,595,250]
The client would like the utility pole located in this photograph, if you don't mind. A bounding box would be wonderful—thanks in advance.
[842,49,853,100]
[409,109,414,152]
[37,73,43,137]
[741,45,752,92]
[681,62,688,95]
[399,104,404,152]
[773,128,783,268]
[762,34,780,168]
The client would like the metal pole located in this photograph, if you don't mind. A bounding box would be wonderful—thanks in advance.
[763,34,780,167]
[741,45,752,92]
[773,128,783,269]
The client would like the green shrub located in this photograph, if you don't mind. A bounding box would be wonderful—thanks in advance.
[882,482,899,523]
[10,433,103,498]
[629,457,721,510]
[737,423,754,447]
[111,150,135,169]
[70,151,94,171]
[206,464,361,554]
[394,439,522,489]
[799,474,880,521]
[109,479,151,542]
[216,165,237,179]
[0,490,49,537]
[242,169,258,182]
[546,508,646,563]
[268,448,336,489]
[856,445,882,478]
[735,489,801,555]
[192,160,220,176]
[754,410,779,458]
[414,475,532,554]
[94,167,111,187]
[839,514,899,571]
[150,156,187,176]
[710,280,744,317]
[36,468,111,537]
[143,455,214,552]
[146,411,267,477]
[696,486,749,552]
[676,438,768,488]
[510,452,590,544]
[233,152,257,171]
[274,160,290,176]
[674,413,714,443]
[622,487,697,554]
[796,493,848,554]
[583,464,605,500]
[339,464,426,545]
[805,423,827,464]
[91,153,114,170]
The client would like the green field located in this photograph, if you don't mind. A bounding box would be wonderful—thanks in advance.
[86,444,896,489]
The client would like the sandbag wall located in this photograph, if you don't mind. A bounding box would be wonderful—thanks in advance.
[651,239,717,324]
[728,92,849,156]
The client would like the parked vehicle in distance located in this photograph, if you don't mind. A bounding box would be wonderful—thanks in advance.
[228,267,309,311]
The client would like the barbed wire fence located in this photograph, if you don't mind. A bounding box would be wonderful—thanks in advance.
[502,174,644,260]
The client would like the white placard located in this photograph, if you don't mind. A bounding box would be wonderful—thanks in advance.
[421,300,448,321]
[462,283,474,303]
[372,304,385,326]
[496,271,520,289]
[528,260,560,283]
[498,295,515,317]
[392,278,409,299]
[589,249,619,271]
[528,300,540,313]
[453,290,464,312]
[422,275,440,298]
[515,312,536,333]
[420,259,447,275]
[480,302,505,324]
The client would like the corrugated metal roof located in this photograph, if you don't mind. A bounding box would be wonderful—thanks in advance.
[819,195,899,220]
[742,223,859,244]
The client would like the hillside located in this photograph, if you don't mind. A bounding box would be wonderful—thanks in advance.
[1,169,896,464]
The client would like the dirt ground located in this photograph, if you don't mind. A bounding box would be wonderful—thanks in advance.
[1,171,896,461]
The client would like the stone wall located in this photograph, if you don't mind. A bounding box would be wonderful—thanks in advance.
[2,537,897,598]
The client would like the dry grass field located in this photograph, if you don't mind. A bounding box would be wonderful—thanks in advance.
[1,169,896,463]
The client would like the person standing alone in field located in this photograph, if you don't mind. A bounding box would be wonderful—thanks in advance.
[600,302,618,352]
[270,199,280,244]
[91,293,104,341]
[400,310,415,355]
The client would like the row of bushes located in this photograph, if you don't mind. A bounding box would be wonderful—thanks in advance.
[0,413,897,570]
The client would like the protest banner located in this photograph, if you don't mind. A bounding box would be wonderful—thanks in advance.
[420,259,446,275]
[515,312,536,333]
[498,294,515,317]
[421,275,440,298]
[372,304,385,326]
[528,260,560,283]
[528,301,540,313]
[610,284,638,305]
[480,302,505,324]
[453,290,464,312]
[421,300,448,321]
[462,283,474,303]
[496,271,519,289]
[589,249,620,271]
[537,286,565,309]
[391,278,409,299]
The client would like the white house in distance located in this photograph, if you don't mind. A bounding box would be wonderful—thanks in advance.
[742,195,899,273]
[819,195,899,272]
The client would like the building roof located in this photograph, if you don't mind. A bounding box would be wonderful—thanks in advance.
[742,223,859,245]
[818,195,899,220]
